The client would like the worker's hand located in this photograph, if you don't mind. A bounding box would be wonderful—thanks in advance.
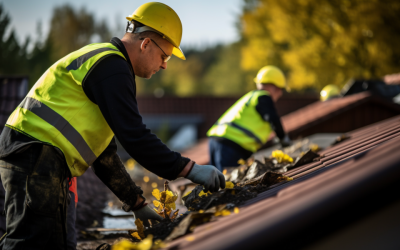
[186,164,225,192]
[280,135,292,148]
[133,205,163,227]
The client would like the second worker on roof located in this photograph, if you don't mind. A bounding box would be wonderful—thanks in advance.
[207,66,291,170]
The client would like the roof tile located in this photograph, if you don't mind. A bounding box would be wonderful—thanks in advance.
[166,115,400,250]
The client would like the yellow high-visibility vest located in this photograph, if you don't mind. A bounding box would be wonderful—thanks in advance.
[6,43,126,177]
[207,90,273,153]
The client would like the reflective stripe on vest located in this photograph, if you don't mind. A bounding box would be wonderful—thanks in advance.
[207,90,273,152]
[19,97,97,166]
[66,47,118,71]
[215,122,263,146]
[6,42,126,177]
[245,90,258,106]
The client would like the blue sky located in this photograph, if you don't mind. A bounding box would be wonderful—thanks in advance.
[2,0,243,48]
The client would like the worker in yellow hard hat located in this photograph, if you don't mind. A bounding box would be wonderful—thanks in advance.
[320,84,341,101]
[0,2,224,249]
[207,66,291,170]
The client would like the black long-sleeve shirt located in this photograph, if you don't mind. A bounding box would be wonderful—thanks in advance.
[0,37,190,207]
[255,94,285,140]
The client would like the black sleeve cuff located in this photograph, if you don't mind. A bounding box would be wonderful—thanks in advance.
[168,156,191,180]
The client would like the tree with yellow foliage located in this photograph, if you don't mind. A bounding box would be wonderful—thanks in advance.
[240,0,400,91]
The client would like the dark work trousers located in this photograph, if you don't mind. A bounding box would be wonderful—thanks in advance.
[0,144,71,250]
[208,137,253,171]
[66,191,77,250]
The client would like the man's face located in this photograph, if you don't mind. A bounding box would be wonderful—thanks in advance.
[136,37,174,79]
[257,84,283,102]
[270,86,283,102]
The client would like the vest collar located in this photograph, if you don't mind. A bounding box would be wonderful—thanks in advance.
[110,37,134,75]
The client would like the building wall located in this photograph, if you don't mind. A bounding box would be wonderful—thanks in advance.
[137,94,319,138]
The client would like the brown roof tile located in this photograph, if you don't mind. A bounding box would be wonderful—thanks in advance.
[282,92,371,133]
[165,115,400,250]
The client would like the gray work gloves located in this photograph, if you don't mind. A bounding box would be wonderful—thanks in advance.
[133,205,163,227]
[186,164,226,192]
[280,135,292,148]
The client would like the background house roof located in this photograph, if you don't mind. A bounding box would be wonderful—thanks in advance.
[282,91,400,138]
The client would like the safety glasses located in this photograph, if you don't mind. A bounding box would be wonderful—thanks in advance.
[140,38,171,62]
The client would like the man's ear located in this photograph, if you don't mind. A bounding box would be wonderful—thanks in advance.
[140,38,151,52]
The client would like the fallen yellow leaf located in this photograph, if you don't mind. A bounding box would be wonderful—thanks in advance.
[135,219,145,239]
[186,236,196,242]
[153,200,160,208]
[157,204,163,213]
[152,189,160,200]
[182,190,192,197]
[164,191,178,204]
[165,202,176,210]
[111,235,153,250]
[224,181,234,189]
[153,239,166,249]
[171,209,179,220]
[215,209,231,217]
[164,208,172,218]
[130,231,141,240]
[199,190,211,197]
[237,159,246,165]
[310,143,320,152]
[271,150,293,163]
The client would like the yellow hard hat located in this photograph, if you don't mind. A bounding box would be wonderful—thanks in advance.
[320,85,340,101]
[126,2,185,60]
[254,65,286,89]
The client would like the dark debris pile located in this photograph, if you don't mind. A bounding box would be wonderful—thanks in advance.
[95,148,321,248]
[145,149,321,242]
[144,213,188,241]
[183,185,258,211]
